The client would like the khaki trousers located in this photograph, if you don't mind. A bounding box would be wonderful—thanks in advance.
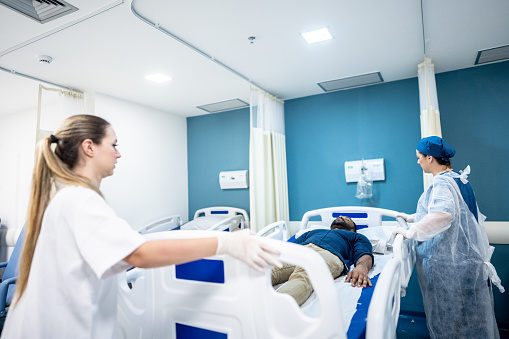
[271,243,345,306]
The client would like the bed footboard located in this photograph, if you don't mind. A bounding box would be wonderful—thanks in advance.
[116,231,346,339]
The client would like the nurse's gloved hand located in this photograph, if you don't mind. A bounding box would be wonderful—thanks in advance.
[396,212,416,223]
[390,227,410,243]
[216,229,283,273]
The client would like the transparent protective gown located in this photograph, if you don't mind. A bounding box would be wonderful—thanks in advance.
[414,168,502,339]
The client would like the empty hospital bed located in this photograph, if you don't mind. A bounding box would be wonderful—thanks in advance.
[116,207,415,339]
[181,206,250,231]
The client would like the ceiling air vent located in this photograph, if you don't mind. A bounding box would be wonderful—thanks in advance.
[0,0,78,24]
[317,72,384,92]
[197,99,249,114]
[475,45,509,65]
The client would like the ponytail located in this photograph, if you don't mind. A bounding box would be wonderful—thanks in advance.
[13,114,110,305]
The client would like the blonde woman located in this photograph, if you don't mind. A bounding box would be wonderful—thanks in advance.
[2,114,281,338]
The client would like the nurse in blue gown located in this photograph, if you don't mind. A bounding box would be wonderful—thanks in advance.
[393,136,504,339]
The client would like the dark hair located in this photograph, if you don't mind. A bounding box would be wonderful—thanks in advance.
[434,157,451,167]
[331,216,357,232]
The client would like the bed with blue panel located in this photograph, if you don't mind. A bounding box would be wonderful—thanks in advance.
[136,207,250,234]
[116,207,415,339]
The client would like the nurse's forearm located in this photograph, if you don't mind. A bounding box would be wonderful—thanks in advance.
[407,212,453,241]
[124,238,218,268]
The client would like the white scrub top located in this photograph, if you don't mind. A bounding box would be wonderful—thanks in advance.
[2,185,146,339]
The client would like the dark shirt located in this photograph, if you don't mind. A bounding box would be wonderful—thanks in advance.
[449,170,478,222]
[294,229,373,274]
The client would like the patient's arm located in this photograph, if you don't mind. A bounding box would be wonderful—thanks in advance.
[345,254,373,288]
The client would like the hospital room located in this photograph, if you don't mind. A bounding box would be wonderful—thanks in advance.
[0,0,508,338]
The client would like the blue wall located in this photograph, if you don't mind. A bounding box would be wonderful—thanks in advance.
[436,61,509,221]
[187,60,509,325]
[285,78,422,220]
[187,108,250,221]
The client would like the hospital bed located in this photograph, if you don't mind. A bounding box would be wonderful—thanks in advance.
[297,206,416,338]
[116,207,415,339]
[181,206,250,231]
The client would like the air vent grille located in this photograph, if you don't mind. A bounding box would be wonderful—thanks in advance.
[0,0,78,24]
[197,99,249,114]
[475,45,509,65]
[317,72,384,92]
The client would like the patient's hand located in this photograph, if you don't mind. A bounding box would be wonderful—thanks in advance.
[345,261,372,288]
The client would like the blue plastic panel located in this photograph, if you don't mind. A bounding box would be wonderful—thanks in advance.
[211,210,228,215]
[176,323,227,339]
[175,259,225,283]
[332,212,368,219]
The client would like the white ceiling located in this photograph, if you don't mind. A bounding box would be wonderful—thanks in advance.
[1,0,508,117]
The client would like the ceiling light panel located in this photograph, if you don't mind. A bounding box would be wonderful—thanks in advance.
[301,27,333,44]
[475,45,509,65]
[317,72,384,92]
[0,0,79,24]
[197,99,249,114]
[145,73,172,83]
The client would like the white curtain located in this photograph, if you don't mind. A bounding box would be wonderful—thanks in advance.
[418,58,442,190]
[36,85,87,143]
[249,88,289,232]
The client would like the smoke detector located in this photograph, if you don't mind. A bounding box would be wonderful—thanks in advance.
[38,55,53,65]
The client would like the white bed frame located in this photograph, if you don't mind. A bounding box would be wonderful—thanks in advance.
[117,231,345,339]
[116,207,415,339]
[136,215,182,234]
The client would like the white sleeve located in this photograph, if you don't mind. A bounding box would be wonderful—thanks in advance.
[72,189,146,279]
[407,212,454,241]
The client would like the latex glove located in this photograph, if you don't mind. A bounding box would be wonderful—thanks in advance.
[396,212,416,223]
[388,227,410,245]
[216,229,283,272]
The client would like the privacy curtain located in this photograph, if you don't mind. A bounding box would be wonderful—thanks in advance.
[36,85,86,143]
[418,58,442,190]
[249,88,289,232]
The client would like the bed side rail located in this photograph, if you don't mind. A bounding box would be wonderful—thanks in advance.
[137,215,182,234]
[256,221,288,241]
[366,258,401,339]
[392,217,416,296]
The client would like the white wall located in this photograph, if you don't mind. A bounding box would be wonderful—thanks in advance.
[96,93,188,229]
[0,92,188,251]
[0,108,37,233]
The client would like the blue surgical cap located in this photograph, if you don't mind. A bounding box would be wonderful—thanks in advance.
[416,136,455,162]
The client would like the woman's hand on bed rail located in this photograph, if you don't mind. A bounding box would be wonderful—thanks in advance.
[345,255,373,288]
[216,229,283,273]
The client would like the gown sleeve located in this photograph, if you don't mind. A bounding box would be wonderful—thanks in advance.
[71,188,147,279]
[406,177,455,241]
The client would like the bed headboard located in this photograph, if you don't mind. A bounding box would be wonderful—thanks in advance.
[300,206,400,230]
[193,206,250,228]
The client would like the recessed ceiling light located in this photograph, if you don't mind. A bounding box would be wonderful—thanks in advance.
[145,73,172,83]
[301,27,333,44]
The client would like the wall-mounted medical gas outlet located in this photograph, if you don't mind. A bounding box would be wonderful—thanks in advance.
[344,158,385,183]
[219,170,249,189]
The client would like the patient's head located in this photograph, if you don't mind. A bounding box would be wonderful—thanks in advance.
[330,216,357,232]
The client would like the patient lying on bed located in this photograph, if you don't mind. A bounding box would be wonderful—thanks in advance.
[271,216,374,306]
